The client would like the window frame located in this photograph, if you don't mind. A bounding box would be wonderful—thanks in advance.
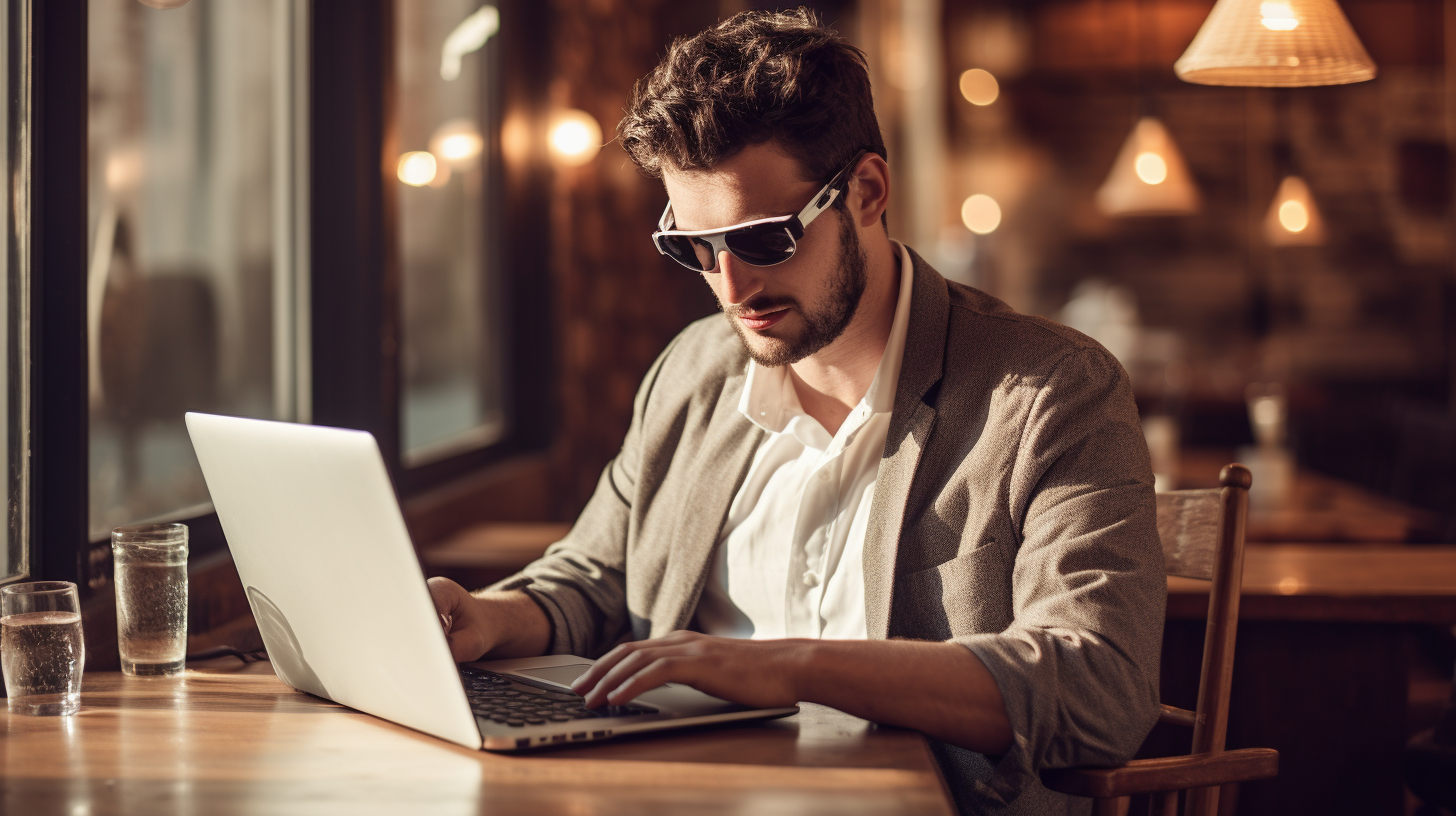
[2,0,31,586]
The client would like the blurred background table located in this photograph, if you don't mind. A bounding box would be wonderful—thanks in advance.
[0,660,955,816]
[1175,449,1437,543]
[1160,544,1456,816]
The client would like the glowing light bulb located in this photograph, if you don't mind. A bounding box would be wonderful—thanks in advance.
[548,109,603,167]
[397,151,438,187]
[1264,176,1322,245]
[961,194,1002,235]
[1278,199,1309,232]
[1134,152,1168,185]
[1260,2,1299,31]
[958,69,1000,106]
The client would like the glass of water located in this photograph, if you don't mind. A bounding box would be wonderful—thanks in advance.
[1,581,85,715]
[112,523,188,676]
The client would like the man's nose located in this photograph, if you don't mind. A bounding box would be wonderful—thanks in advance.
[717,250,763,305]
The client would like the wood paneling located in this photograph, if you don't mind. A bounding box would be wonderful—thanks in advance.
[543,0,722,518]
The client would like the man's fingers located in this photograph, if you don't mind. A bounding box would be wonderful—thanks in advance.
[425,577,490,663]
[582,646,689,708]
[570,642,637,697]
[606,656,694,705]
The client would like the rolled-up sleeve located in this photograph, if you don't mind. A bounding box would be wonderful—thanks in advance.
[956,347,1166,802]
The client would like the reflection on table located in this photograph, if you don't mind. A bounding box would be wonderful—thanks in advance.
[0,660,955,816]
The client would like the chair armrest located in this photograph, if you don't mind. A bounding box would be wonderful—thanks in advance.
[1040,748,1279,798]
[1158,704,1197,728]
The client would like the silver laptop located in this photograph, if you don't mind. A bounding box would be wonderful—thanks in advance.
[185,412,797,751]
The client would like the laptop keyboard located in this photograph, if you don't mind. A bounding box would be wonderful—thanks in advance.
[461,667,657,727]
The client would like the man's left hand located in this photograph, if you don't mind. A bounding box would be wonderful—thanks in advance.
[569,630,806,710]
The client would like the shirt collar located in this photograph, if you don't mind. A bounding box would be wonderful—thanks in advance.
[738,240,916,434]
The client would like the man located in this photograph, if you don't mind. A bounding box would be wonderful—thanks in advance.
[429,9,1165,814]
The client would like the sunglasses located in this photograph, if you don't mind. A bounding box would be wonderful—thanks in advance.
[652,151,865,273]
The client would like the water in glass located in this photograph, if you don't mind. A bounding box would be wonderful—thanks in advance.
[112,524,188,676]
[0,582,85,715]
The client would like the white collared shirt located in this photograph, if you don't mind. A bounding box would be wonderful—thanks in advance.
[694,241,915,640]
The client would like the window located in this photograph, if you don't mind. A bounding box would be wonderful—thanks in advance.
[85,0,306,540]
[395,2,507,467]
[24,0,550,593]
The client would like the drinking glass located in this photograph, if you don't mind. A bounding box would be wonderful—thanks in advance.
[112,523,188,676]
[1,581,85,715]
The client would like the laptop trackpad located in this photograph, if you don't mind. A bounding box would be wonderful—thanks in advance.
[512,664,593,688]
[511,663,693,698]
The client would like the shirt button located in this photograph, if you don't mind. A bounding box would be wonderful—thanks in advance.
[817,471,829,482]
[802,572,820,588]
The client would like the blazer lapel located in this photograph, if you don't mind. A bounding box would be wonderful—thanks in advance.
[863,249,949,639]
[659,370,764,635]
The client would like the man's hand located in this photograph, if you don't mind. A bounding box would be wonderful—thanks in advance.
[427,577,496,662]
[569,630,807,710]
[571,632,1013,755]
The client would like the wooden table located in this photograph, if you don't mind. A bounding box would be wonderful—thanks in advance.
[0,661,955,816]
[1158,544,1456,816]
[1168,543,1456,622]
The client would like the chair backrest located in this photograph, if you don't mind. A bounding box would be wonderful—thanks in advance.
[1154,463,1252,762]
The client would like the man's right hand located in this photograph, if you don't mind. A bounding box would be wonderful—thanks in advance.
[426,578,553,663]
[428,577,496,662]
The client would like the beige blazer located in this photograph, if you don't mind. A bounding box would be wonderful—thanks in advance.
[494,248,1166,815]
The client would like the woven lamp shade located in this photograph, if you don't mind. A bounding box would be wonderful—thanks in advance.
[1175,0,1376,87]
[1096,117,1201,217]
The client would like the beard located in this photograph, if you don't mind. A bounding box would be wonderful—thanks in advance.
[722,210,868,367]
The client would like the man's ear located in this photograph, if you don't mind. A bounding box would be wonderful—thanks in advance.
[848,153,890,229]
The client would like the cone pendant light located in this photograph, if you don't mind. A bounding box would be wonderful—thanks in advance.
[1175,0,1376,86]
[1263,175,1325,245]
[1096,117,1201,216]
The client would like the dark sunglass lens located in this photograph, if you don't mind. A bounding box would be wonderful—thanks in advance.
[658,235,709,271]
[690,238,717,270]
[725,224,796,266]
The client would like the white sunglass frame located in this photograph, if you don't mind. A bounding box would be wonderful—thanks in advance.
[652,151,865,272]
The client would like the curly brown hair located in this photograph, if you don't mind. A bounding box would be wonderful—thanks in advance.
[617,8,886,188]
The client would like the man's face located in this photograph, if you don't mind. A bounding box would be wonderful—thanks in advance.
[661,143,867,367]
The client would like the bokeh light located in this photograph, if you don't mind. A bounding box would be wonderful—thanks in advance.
[548,109,603,167]
[961,194,1002,235]
[397,151,438,187]
[1134,152,1168,185]
[958,68,1000,106]
[1278,199,1309,233]
[430,118,484,165]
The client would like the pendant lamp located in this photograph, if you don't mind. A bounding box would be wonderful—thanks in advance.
[1263,175,1325,245]
[1096,117,1201,217]
[1175,0,1376,87]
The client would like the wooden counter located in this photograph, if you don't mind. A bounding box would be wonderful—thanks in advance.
[0,660,955,816]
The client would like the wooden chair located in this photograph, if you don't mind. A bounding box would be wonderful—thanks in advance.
[1041,464,1279,816]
